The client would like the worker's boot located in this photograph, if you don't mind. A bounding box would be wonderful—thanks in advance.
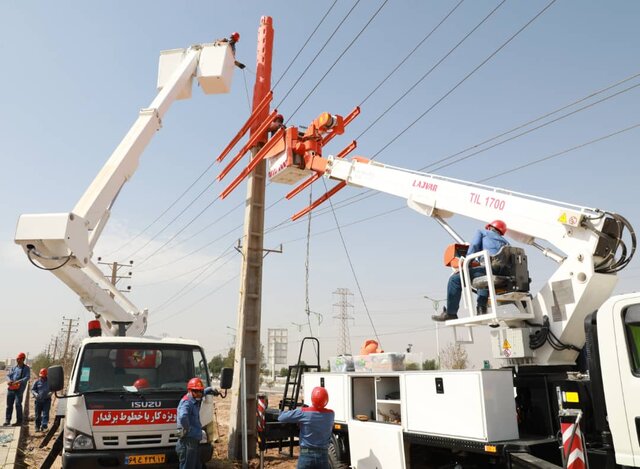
[234,60,246,69]
[476,305,488,315]
[432,306,458,322]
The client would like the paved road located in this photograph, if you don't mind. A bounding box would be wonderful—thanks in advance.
[0,370,23,469]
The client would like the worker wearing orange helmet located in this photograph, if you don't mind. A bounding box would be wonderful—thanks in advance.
[278,386,335,468]
[433,220,509,321]
[31,368,52,432]
[4,352,30,426]
[176,377,219,469]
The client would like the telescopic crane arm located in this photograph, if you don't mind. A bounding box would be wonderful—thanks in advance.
[224,109,634,366]
[15,40,236,336]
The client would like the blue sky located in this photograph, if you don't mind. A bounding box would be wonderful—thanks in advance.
[1,1,639,368]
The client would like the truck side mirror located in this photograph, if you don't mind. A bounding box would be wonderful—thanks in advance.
[48,365,64,392]
[220,368,233,390]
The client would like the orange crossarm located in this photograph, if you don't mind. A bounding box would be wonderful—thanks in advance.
[336,140,357,159]
[321,106,360,146]
[291,181,347,221]
[286,173,320,200]
[215,91,273,163]
[217,109,278,181]
[343,106,361,127]
[220,127,285,200]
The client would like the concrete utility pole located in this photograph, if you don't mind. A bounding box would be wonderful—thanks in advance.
[61,316,79,369]
[228,16,274,460]
[97,258,133,297]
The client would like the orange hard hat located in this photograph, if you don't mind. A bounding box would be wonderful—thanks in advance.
[133,378,149,389]
[187,377,205,391]
[311,387,329,409]
[486,220,507,235]
[16,352,26,360]
[39,368,47,378]
[360,339,382,355]
[230,32,240,42]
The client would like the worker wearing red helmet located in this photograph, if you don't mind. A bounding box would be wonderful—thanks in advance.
[433,220,510,321]
[4,352,30,426]
[176,377,219,469]
[31,368,52,432]
[278,386,335,468]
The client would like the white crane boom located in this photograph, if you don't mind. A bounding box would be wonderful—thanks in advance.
[15,41,235,336]
[257,111,634,365]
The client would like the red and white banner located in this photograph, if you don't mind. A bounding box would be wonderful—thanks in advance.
[561,421,586,469]
[92,409,177,426]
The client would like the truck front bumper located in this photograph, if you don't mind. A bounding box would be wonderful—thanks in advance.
[61,443,213,469]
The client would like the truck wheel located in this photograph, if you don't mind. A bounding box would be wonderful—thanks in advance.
[328,434,349,469]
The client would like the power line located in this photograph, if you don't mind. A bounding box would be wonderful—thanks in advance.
[358,0,465,107]
[428,80,640,173]
[272,0,339,91]
[277,0,363,112]
[356,0,506,141]
[479,121,640,183]
[371,0,558,161]
[287,0,390,123]
[322,178,380,344]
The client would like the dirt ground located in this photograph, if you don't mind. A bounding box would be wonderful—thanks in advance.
[19,388,297,468]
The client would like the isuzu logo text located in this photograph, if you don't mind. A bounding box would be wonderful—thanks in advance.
[131,401,162,409]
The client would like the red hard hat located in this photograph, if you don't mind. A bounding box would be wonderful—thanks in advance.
[311,386,329,409]
[486,220,507,235]
[16,352,26,360]
[39,368,48,378]
[231,32,240,42]
[274,114,284,122]
[187,377,205,391]
[133,378,149,389]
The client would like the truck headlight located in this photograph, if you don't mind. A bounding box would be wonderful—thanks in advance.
[64,428,95,451]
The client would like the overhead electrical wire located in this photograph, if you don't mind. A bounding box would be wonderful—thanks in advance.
[277,0,363,111]
[428,80,640,173]
[370,0,558,161]
[321,179,381,345]
[150,274,239,326]
[479,121,640,183]
[286,0,390,123]
[152,250,238,313]
[356,0,506,141]
[358,0,466,108]
[272,0,339,91]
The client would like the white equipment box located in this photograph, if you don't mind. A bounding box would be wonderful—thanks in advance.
[404,370,519,441]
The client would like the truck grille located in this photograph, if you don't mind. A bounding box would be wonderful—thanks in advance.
[98,432,179,448]
[127,434,162,445]
[102,436,119,446]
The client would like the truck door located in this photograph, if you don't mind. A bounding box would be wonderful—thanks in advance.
[601,300,640,467]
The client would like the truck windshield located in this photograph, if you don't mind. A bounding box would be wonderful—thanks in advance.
[75,343,209,392]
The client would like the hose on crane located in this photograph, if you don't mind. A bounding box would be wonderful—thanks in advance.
[585,211,636,274]
[528,316,581,353]
[26,244,72,271]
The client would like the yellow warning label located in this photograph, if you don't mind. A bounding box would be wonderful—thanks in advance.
[558,212,567,224]
[502,339,511,350]
[564,391,579,403]
[484,445,497,453]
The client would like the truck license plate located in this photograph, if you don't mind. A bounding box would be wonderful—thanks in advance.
[125,454,166,465]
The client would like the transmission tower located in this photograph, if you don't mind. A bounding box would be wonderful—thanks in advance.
[333,288,354,355]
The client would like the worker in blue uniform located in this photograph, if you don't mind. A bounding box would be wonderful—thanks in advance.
[433,219,509,321]
[176,377,218,469]
[278,386,335,469]
[4,352,31,426]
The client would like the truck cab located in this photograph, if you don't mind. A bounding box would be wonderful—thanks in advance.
[50,336,221,468]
